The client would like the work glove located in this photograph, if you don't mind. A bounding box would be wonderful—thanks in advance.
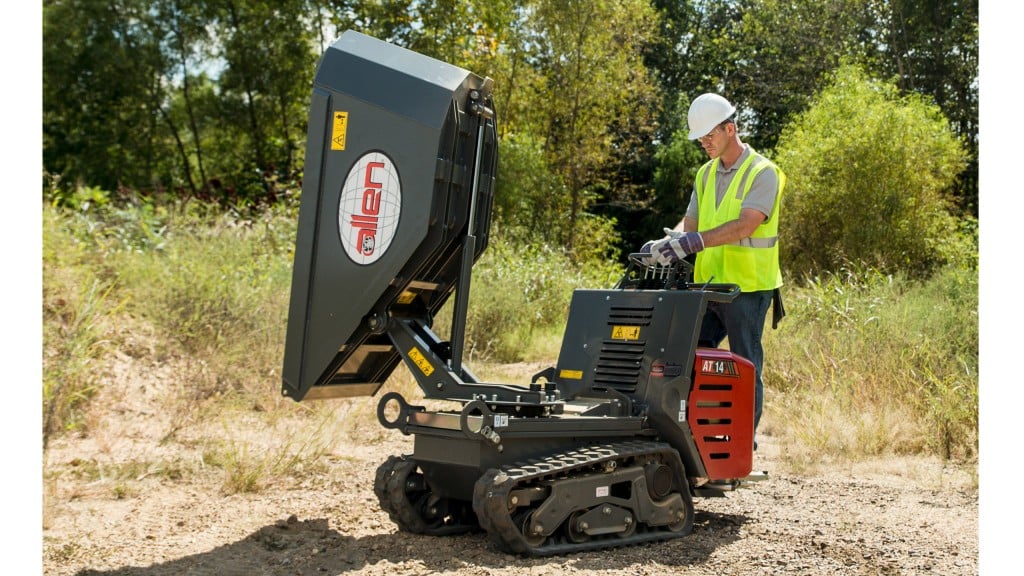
[638,239,658,265]
[651,231,704,265]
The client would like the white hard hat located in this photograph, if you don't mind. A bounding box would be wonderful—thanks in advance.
[687,93,736,140]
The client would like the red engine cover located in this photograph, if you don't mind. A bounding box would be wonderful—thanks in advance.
[687,348,756,480]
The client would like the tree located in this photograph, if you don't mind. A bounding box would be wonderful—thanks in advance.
[525,0,659,256]
[646,94,707,229]
[153,0,218,195]
[43,0,168,192]
[592,1,728,255]
[864,0,978,215]
[315,0,417,48]
[642,1,749,138]
[728,0,875,152]
[209,0,318,201]
[635,0,977,259]
[483,0,547,141]
[603,91,707,257]
[773,64,968,280]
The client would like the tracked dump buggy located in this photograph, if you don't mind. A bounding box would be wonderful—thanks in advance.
[282,30,763,556]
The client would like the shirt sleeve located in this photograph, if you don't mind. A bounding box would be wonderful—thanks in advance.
[742,167,779,221]
[684,185,699,220]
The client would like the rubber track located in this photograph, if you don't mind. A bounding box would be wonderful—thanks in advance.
[373,455,401,518]
[471,440,694,556]
[374,454,478,536]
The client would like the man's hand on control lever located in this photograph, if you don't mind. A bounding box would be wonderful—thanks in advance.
[640,229,704,266]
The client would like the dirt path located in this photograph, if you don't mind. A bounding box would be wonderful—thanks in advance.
[37,347,977,575]
[43,428,977,576]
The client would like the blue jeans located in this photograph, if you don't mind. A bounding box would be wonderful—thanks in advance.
[698,290,772,438]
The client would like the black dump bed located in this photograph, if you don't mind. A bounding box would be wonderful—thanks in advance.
[281,31,497,401]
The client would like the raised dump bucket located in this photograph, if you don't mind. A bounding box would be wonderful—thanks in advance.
[281,30,497,401]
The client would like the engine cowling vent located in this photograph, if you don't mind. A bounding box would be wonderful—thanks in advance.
[594,341,645,392]
[592,306,653,392]
[608,305,654,326]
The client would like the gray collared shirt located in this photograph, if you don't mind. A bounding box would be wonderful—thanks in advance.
[684,144,779,221]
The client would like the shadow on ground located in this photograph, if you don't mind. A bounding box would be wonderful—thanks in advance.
[75,510,748,575]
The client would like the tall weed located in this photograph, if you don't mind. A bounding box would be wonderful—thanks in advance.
[42,197,298,445]
[114,202,296,402]
[42,208,124,444]
[765,261,978,462]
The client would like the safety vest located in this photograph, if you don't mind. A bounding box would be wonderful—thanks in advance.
[693,149,786,292]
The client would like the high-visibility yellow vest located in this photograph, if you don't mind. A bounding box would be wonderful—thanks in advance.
[693,150,786,292]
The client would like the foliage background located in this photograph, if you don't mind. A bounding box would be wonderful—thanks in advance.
[41,0,979,265]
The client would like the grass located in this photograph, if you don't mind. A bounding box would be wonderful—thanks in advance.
[42,208,125,444]
[763,262,978,464]
[200,421,334,495]
[41,195,979,498]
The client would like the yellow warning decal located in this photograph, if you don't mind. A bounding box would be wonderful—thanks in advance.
[560,369,583,380]
[331,111,348,150]
[611,325,640,340]
[396,291,416,304]
[408,347,435,376]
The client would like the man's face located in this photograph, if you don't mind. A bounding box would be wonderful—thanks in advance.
[698,122,728,158]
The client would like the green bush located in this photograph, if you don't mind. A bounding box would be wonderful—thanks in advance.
[774,63,968,280]
[493,133,624,265]
[492,133,561,246]
[652,93,708,207]
[435,236,624,363]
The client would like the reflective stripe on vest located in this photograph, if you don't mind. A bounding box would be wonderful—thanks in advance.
[693,149,785,291]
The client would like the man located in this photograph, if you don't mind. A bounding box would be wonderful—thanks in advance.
[642,93,786,447]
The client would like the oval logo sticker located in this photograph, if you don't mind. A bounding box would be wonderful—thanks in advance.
[338,151,401,265]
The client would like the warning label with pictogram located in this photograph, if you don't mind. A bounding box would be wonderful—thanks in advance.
[331,111,348,150]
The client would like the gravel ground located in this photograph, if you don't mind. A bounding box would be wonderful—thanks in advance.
[40,352,978,575]
[42,423,977,576]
